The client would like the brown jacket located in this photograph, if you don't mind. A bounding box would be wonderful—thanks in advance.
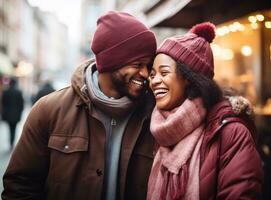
[2,60,155,200]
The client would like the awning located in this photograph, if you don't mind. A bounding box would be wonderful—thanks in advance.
[0,52,14,75]
[146,0,271,28]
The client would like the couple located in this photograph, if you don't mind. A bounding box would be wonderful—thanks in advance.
[2,11,262,200]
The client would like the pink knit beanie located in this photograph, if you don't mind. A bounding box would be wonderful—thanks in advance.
[91,11,157,73]
[157,22,216,78]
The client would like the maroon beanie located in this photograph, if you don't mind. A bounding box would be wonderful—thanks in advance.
[91,11,157,73]
[157,22,216,78]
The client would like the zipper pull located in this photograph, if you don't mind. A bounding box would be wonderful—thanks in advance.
[111,118,116,126]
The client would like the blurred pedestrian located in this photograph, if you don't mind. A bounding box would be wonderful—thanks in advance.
[33,80,55,104]
[1,77,24,150]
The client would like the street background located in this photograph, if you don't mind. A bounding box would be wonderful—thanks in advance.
[0,104,30,193]
[1,0,271,199]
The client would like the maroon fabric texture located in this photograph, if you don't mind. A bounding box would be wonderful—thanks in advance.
[157,22,215,78]
[91,11,156,73]
[199,100,263,199]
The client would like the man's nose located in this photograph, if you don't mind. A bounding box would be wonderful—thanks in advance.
[139,65,149,79]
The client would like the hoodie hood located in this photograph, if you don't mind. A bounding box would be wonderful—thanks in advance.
[207,100,233,124]
[205,98,257,144]
[71,59,95,106]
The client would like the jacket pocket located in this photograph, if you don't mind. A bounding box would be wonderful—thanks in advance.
[48,134,88,153]
[47,134,89,184]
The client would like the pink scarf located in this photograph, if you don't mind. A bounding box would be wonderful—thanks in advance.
[147,98,206,200]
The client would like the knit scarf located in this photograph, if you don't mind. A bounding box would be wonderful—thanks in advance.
[85,64,134,117]
[147,98,206,200]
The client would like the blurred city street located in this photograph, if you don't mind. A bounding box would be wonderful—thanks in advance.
[0,104,30,194]
[0,0,271,199]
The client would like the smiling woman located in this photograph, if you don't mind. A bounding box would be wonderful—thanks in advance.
[149,54,188,110]
[147,22,263,200]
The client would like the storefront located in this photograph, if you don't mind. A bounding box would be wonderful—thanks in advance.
[211,16,271,191]
[212,10,271,111]
[145,2,271,198]
[0,52,14,75]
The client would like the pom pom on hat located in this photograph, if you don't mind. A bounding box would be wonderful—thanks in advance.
[190,22,216,43]
[157,21,217,78]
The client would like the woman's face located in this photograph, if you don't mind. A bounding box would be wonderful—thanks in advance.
[149,53,188,111]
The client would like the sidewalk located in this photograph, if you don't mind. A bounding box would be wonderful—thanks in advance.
[0,104,31,194]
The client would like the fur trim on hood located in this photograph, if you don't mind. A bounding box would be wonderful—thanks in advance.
[228,96,254,120]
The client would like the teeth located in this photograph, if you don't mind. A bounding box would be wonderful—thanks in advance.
[132,79,143,86]
[154,89,168,96]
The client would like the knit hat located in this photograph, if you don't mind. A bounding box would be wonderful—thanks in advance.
[157,22,216,78]
[91,11,157,73]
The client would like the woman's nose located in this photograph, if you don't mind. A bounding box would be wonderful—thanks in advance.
[150,74,162,85]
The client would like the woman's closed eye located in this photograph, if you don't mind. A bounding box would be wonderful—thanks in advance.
[149,70,170,80]
[160,71,169,76]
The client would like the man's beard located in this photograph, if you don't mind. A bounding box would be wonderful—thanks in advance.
[111,73,147,101]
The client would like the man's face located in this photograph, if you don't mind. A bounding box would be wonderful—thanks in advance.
[110,57,153,100]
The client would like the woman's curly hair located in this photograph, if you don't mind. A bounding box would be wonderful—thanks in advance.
[176,61,223,110]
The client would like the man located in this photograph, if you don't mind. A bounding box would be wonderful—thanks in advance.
[2,11,157,200]
[32,80,55,104]
[1,77,24,150]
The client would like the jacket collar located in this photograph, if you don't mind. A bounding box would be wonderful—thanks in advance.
[71,59,155,114]
[203,99,233,142]
[119,105,152,200]
[71,59,94,107]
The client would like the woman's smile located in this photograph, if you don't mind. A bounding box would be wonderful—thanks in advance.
[153,88,169,99]
[149,54,188,110]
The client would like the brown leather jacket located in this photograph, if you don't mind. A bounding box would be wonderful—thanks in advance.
[2,60,155,200]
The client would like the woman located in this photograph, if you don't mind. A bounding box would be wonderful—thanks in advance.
[147,22,263,200]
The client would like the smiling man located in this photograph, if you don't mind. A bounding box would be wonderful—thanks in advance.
[2,11,157,200]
